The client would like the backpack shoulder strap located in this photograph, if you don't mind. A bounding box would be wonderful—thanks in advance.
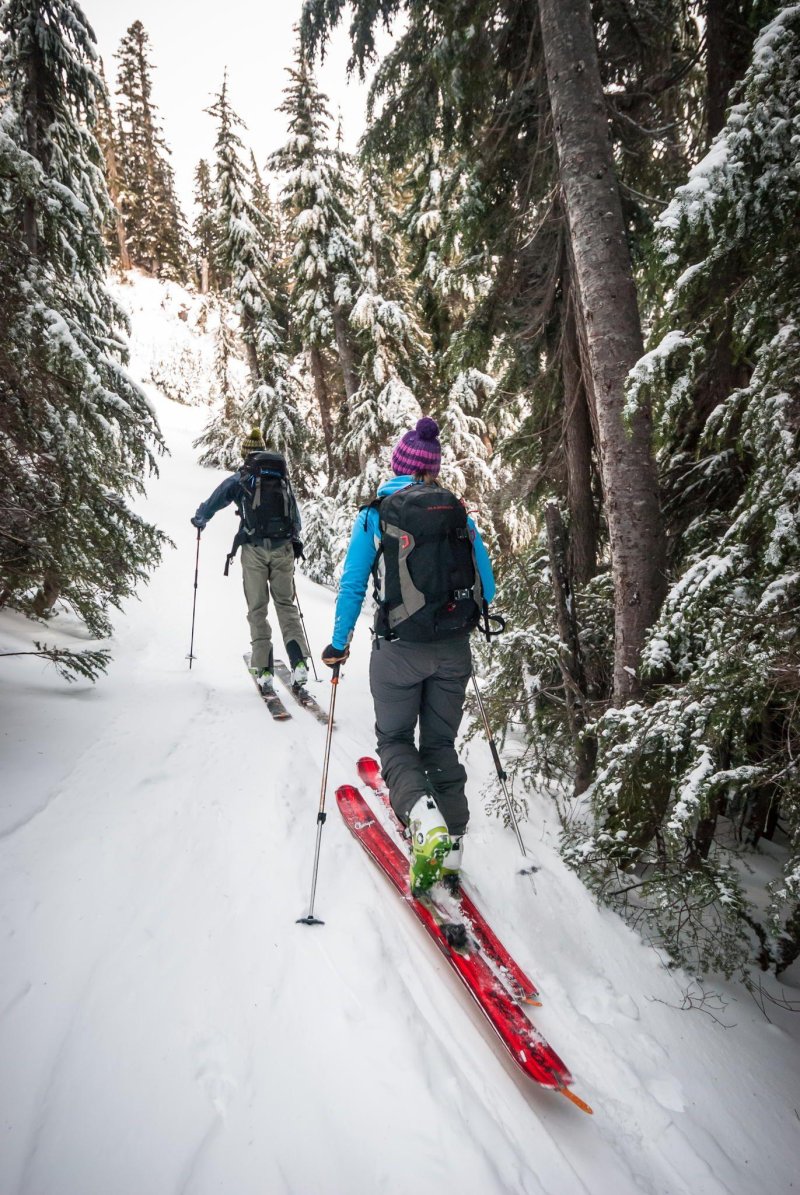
[358,495,383,531]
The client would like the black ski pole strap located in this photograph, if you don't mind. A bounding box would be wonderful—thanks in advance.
[224,527,247,576]
[480,601,507,642]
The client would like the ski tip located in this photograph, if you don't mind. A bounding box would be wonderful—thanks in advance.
[558,1085,593,1115]
[524,997,543,1007]
[356,756,382,784]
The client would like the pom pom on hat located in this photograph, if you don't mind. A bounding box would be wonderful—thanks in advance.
[415,416,439,442]
[391,416,442,477]
[242,426,266,454]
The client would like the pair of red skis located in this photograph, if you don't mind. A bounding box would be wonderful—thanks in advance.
[336,759,592,1114]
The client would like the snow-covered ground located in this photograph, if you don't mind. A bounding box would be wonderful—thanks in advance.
[1,276,798,1195]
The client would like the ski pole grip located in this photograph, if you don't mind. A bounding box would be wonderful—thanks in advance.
[489,740,507,780]
[332,661,341,683]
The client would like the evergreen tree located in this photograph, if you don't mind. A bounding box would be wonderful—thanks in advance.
[194,298,249,468]
[192,158,217,293]
[195,76,298,467]
[0,0,166,646]
[248,149,291,339]
[96,58,131,269]
[269,44,360,477]
[341,161,427,501]
[114,20,187,278]
[565,5,800,977]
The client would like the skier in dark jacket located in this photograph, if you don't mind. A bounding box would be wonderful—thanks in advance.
[191,427,310,692]
[322,417,495,893]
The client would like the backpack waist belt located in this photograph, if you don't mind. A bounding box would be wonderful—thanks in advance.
[248,534,290,547]
[224,528,290,575]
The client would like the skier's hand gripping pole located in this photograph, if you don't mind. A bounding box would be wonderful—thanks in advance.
[297,662,341,925]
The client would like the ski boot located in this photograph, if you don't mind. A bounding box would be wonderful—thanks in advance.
[291,659,309,688]
[408,795,451,895]
[256,668,274,696]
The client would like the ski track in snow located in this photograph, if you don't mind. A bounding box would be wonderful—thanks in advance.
[1,275,799,1195]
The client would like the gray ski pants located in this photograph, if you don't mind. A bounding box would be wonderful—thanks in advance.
[369,636,472,836]
[241,541,308,672]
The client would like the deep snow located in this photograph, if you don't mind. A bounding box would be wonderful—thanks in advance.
[1,275,799,1195]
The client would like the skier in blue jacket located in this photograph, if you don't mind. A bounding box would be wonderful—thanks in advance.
[322,417,496,893]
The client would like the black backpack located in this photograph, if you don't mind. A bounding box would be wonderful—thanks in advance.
[371,483,483,642]
[238,451,294,541]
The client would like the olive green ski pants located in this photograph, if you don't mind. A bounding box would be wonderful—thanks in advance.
[241,541,308,672]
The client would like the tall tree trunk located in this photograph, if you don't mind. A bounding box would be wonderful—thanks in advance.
[705,0,754,143]
[31,572,60,618]
[310,346,335,477]
[200,257,209,294]
[562,261,597,587]
[545,503,596,794]
[244,338,259,385]
[332,306,359,401]
[538,0,665,701]
[97,61,131,270]
[102,134,132,270]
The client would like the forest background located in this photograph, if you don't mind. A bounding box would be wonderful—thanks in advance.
[1,0,798,989]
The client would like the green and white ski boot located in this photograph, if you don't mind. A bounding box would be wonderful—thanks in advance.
[408,795,451,895]
[251,667,274,695]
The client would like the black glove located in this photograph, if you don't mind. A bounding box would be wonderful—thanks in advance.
[191,515,207,531]
[292,540,305,560]
[321,643,350,668]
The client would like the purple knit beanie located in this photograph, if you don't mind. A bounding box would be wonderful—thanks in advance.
[391,417,442,477]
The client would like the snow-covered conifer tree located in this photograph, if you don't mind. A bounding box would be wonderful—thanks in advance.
[114,21,187,279]
[192,159,217,293]
[340,162,428,501]
[95,59,131,269]
[195,75,298,469]
[566,5,800,978]
[194,299,250,467]
[248,150,291,338]
[269,44,360,478]
[0,0,166,645]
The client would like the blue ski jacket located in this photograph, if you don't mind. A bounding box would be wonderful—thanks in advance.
[194,472,301,540]
[331,476,496,651]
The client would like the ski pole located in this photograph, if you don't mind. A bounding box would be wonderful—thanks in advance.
[187,528,201,669]
[297,662,341,925]
[293,581,319,682]
[470,673,537,877]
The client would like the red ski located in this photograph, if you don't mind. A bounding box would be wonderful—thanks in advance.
[356,756,540,1006]
[337,784,591,1110]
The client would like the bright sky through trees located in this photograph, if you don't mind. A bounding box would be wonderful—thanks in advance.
[88,1,381,210]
